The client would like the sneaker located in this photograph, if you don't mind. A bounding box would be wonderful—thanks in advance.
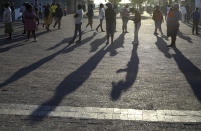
[154,32,158,35]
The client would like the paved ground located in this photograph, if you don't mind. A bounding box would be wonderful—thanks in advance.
[0,12,201,130]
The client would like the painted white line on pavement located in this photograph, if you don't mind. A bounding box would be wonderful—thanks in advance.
[0,103,201,123]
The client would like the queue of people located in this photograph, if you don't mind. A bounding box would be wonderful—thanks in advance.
[2,2,200,47]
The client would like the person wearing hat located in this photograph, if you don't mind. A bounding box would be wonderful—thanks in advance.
[105,2,116,44]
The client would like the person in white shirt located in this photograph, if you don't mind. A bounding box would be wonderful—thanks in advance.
[70,4,83,43]
[121,5,130,33]
[96,4,105,32]
[180,5,187,22]
[20,3,27,34]
[3,3,13,40]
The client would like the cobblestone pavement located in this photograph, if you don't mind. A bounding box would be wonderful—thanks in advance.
[0,12,201,130]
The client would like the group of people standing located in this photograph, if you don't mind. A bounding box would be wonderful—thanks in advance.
[2,2,200,47]
[70,3,141,45]
[152,3,200,47]
[3,2,64,41]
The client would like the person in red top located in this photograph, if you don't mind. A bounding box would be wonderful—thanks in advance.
[166,6,180,47]
[23,4,37,42]
[152,6,164,35]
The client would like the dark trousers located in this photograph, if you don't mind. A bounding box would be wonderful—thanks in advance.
[72,23,82,42]
[54,17,62,29]
[193,21,199,34]
[170,31,177,46]
[96,19,104,31]
[122,17,128,32]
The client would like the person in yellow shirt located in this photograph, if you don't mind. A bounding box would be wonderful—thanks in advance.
[51,3,57,19]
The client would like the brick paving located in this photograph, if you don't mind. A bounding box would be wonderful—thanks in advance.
[0,12,201,130]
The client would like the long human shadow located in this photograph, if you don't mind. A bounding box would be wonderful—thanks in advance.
[0,30,50,45]
[177,30,193,43]
[107,33,125,56]
[47,32,96,51]
[111,42,139,100]
[172,47,201,102]
[90,33,125,53]
[28,34,126,122]
[46,37,72,50]
[90,36,106,52]
[0,34,96,89]
[155,36,171,58]
[0,42,26,53]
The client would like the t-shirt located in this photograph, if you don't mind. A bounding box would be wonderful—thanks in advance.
[99,8,105,19]
[105,8,115,24]
[134,11,141,24]
[121,8,129,18]
[75,9,83,24]
[51,5,57,13]
[3,8,12,23]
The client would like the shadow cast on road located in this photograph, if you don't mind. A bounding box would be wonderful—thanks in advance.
[0,33,96,89]
[0,30,50,46]
[27,34,125,123]
[107,33,125,56]
[155,36,171,58]
[110,42,139,100]
[0,42,26,53]
[172,47,201,102]
[90,35,106,52]
[177,30,193,43]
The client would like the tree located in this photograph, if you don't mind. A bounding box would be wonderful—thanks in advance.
[108,0,121,5]
[131,0,146,9]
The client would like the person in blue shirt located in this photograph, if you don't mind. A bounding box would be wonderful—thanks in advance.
[191,8,200,35]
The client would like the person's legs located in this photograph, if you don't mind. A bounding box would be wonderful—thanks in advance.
[134,22,141,43]
[192,21,195,34]
[27,31,31,39]
[32,30,36,41]
[125,19,128,32]
[8,33,12,39]
[71,24,78,42]
[172,34,176,46]
[111,34,114,44]
[58,18,61,29]
[78,23,82,41]
[159,22,163,35]
[154,21,158,34]
[106,33,109,44]
[90,22,93,30]
[100,19,104,32]
[86,23,90,28]
[53,21,57,28]
[122,18,125,32]
[195,22,199,34]
[96,19,101,31]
